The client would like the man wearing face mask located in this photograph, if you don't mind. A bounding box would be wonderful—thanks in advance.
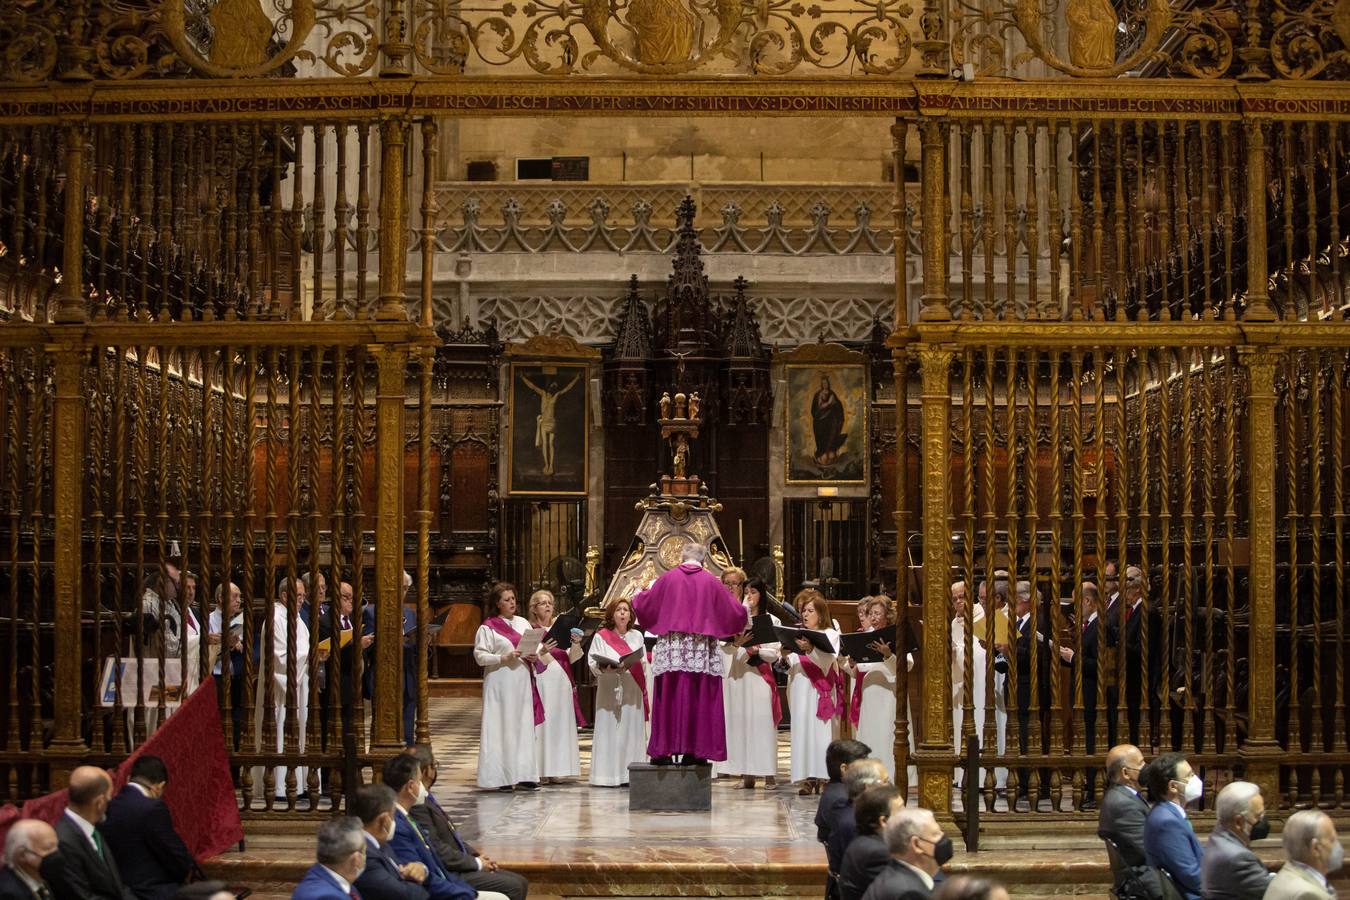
[1200,782,1272,900]
[1099,744,1150,868]
[860,808,950,900]
[102,756,196,900]
[380,756,507,900]
[1142,753,1205,900]
[48,766,137,900]
[0,819,60,900]
[292,818,368,900]
[1265,810,1341,900]
[351,784,429,900]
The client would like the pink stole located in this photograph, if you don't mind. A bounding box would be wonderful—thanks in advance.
[848,628,870,728]
[598,628,649,721]
[548,646,587,727]
[797,651,843,723]
[748,650,783,726]
[485,617,545,725]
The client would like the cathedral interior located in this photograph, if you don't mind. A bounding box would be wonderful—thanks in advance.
[0,0,1348,894]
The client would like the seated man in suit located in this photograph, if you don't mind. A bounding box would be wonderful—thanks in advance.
[861,808,949,900]
[380,756,507,900]
[1201,782,1271,900]
[840,784,904,900]
[1099,744,1150,868]
[1142,752,1205,900]
[816,740,872,845]
[103,756,195,900]
[48,766,136,900]
[826,758,891,890]
[292,818,368,900]
[406,747,528,900]
[351,783,429,900]
[0,819,60,900]
[1264,810,1340,900]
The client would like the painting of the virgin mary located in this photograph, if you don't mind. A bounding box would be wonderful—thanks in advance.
[785,364,867,484]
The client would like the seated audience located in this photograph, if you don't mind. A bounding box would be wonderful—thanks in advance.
[1099,744,1150,868]
[1142,752,1205,900]
[406,747,529,900]
[931,877,1010,900]
[49,766,136,900]
[380,756,505,900]
[292,818,367,900]
[826,758,891,884]
[351,783,430,900]
[1264,810,1340,900]
[103,756,196,900]
[816,739,872,844]
[839,784,904,900]
[1,819,60,900]
[1201,782,1271,900]
[860,808,949,900]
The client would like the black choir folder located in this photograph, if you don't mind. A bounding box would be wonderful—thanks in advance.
[838,630,895,664]
[773,626,836,655]
[722,614,778,647]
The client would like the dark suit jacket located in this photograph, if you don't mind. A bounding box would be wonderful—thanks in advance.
[859,859,932,900]
[1099,783,1150,867]
[408,798,479,875]
[815,781,849,844]
[839,834,891,900]
[50,814,137,900]
[102,785,195,900]
[1199,826,1270,900]
[1144,802,1204,900]
[0,868,40,900]
[354,838,429,900]
[291,864,353,900]
[387,810,474,900]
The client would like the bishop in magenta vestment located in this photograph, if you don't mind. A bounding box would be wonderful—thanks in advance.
[632,557,750,762]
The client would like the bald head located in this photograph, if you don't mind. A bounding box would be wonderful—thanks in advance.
[67,765,113,824]
[1106,744,1144,790]
[1284,809,1340,874]
[3,818,57,880]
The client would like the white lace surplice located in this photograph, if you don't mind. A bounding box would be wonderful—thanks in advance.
[650,631,724,678]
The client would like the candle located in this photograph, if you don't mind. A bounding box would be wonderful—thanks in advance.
[738,519,744,565]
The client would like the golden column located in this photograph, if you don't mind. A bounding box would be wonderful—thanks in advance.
[890,117,913,792]
[918,119,951,322]
[1238,343,1282,802]
[1242,121,1276,322]
[916,342,955,812]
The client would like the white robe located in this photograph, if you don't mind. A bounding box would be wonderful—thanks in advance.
[140,591,203,735]
[534,640,583,779]
[848,630,898,781]
[787,629,840,783]
[720,612,781,778]
[587,628,647,787]
[251,602,311,799]
[474,616,541,788]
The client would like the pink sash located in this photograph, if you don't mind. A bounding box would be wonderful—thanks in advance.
[749,653,783,726]
[548,646,587,727]
[485,617,545,726]
[849,628,869,728]
[598,628,649,721]
[798,652,843,722]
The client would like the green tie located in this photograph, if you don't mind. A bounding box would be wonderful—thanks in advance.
[406,815,428,847]
[92,829,106,859]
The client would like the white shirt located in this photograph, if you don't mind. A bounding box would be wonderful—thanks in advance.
[63,808,99,853]
[14,867,44,896]
[128,782,151,798]
[1285,861,1330,892]
[320,866,352,894]
[897,859,935,890]
[1168,799,1189,819]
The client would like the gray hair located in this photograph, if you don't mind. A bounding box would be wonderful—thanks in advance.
[4,819,50,864]
[1216,781,1261,826]
[315,816,365,866]
[681,543,707,564]
[402,570,413,591]
[277,576,302,601]
[1283,809,1331,863]
[844,758,889,801]
[1015,580,1034,601]
[884,807,936,857]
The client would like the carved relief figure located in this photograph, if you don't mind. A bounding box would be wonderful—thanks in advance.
[522,373,581,476]
[627,0,697,65]
[208,0,275,68]
[660,391,672,419]
[1065,0,1120,69]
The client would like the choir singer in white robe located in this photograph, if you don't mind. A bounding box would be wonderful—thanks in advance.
[252,575,312,803]
[720,578,778,789]
[528,589,583,783]
[474,582,543,791]
[787,589,841,794]
[842,595,908,783]
[950,580,989,787]
[587,597,648,787]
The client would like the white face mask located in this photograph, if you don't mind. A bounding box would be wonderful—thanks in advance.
[1182,773,1203,804]
[415,782,429,805]
[385,815,397,843]
[1329,839,1345,874]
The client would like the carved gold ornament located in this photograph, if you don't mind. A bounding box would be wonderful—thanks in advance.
[658,533,690,568]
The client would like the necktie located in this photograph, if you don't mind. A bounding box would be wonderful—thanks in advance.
[93,828,106,860]
[343,616,352,631]
[36,885,53,900]
[350,890,361,900]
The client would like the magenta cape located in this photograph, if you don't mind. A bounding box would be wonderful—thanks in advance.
[632,562,748,638]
